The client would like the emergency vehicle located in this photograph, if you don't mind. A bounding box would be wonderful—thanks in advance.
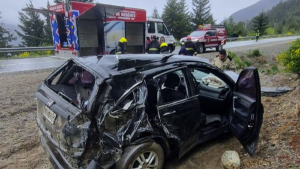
[25,1,175,57]
[180,24,227,54]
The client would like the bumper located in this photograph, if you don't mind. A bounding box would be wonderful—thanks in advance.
[40,135,102,169]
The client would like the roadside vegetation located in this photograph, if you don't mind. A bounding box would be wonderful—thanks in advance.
[277,38,300,74]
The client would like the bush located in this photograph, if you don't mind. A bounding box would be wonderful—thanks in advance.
[248,49,262,57]
[228,51,247,69]
[277,38,300,73]
[266,65,280,75]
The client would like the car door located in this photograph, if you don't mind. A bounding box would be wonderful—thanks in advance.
[154,68,202,156]
[229,67,264,156]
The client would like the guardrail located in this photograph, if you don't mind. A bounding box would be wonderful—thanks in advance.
[0,46,53,53]
[227,34,299,41]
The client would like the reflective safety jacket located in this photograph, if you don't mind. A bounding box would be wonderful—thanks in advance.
[146,41,160,54]
[160,42,169,54]
[212,55,236,71]
[115,42,126,54]
[184,41,197,56]
[256,32,260,36]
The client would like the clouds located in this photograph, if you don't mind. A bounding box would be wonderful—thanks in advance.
[0,0,260,25]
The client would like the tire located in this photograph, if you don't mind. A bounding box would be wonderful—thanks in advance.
[116,141,164,169]
[198,44,205,54]
[216,43,221,51]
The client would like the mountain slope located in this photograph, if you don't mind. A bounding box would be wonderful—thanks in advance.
[267,0,300,33]
[231,0,286,22]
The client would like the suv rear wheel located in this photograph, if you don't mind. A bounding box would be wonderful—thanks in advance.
[216,43,222,51]
[116,141,164,169]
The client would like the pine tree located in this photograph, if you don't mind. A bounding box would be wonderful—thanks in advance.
[252,11,269,35]
[191,0,215,27]
[15,1,45,47]
[152,7,161,19]
[162,0,191,39]
[43,1,52,45]
[0,12,16,47]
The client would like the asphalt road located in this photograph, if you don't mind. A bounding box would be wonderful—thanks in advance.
[0,36,299,74]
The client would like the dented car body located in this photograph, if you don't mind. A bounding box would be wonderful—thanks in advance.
[35,54,264,169]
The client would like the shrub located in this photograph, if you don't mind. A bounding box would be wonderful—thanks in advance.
[266,65,280,75]
[248,49,262,57]
[277,38,300,73]
[18,52,30,58]
[228,51,247,69]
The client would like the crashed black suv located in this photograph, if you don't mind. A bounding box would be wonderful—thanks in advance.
[35,54,263,169]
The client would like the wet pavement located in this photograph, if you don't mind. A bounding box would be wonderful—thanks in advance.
[0,36,299,74]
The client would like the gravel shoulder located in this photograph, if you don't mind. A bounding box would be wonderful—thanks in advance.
[0,40,299,169]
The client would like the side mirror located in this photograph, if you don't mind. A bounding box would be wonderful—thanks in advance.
[205,34,209,38]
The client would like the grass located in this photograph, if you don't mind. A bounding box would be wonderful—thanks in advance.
[228,51,247,69]
[248,49,262,57]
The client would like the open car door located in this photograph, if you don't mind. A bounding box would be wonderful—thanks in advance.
[229,67,264,156]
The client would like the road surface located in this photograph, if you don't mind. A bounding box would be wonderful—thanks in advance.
[0,36,299,73]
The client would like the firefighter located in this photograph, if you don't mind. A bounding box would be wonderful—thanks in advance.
[146,35,160,54]
[256,30,260,42]
[184,36,197,56]
[160,36,169,54]
[115,37,127,54]
[212,49,236,71]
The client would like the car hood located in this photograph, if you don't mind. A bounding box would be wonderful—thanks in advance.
[224,70,239,82]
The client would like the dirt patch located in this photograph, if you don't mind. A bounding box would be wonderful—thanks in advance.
[0,69,54,169]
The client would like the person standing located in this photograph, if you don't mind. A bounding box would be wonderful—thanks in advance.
[160,36,169,54]
[146,35,160,54]
[256,30,260,42]
[211,49,236,71]
[184,36,197,56]
[115,37,127,54]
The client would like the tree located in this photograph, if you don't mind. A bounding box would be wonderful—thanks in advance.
[54,0,94,3]
[252,11,269,35]
[152,7,161,19]
[162,0,192,39]
[15,1,45,47]
[0,12,16,47]
[43,1,53,45]
[223,16,235,37]
[191,0,215,28]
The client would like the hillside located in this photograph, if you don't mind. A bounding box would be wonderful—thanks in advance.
[231,0,286,22]
[267,0,300,34]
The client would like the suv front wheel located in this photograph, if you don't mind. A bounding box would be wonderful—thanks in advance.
[198,43,205,54]
[116,141,164,169]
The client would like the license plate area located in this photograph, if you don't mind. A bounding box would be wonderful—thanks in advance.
[43,107,57,124]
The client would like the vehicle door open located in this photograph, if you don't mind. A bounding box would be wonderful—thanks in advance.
[229,67,264,156]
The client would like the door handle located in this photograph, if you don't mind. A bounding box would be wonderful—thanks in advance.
[233,96,239,112]
[163,110,176,116]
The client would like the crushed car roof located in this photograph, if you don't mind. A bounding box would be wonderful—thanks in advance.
[73,54,210,78]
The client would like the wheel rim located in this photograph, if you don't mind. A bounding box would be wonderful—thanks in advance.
[199,45,203,53]
[131,151,159,169]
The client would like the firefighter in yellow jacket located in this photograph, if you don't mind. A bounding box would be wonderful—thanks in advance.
[212,49,236,71]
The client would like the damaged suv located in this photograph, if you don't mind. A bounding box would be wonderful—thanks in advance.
[35,54,263,169]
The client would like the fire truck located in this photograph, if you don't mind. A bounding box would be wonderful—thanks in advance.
[27,1,175,57]
[180,24,227,54]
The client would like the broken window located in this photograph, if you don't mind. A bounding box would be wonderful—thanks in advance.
[46,61,96,108]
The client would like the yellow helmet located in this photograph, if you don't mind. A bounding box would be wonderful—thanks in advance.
[120,37,127,43]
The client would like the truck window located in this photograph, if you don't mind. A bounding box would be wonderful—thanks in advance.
[147,22,155,33]
[157,22,168,35]
[211,31,216,36]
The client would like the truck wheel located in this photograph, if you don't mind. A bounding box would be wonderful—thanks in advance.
[216,43,222,51]
[198,44,205,54]
[116,141,164,169]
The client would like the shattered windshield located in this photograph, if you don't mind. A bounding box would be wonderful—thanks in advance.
[45,60,96,109]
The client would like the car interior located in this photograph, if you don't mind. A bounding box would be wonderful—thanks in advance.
[146,68,232,136]
[46,62,95,108]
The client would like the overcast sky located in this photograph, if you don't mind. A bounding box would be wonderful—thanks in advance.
[0,0,260,25]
